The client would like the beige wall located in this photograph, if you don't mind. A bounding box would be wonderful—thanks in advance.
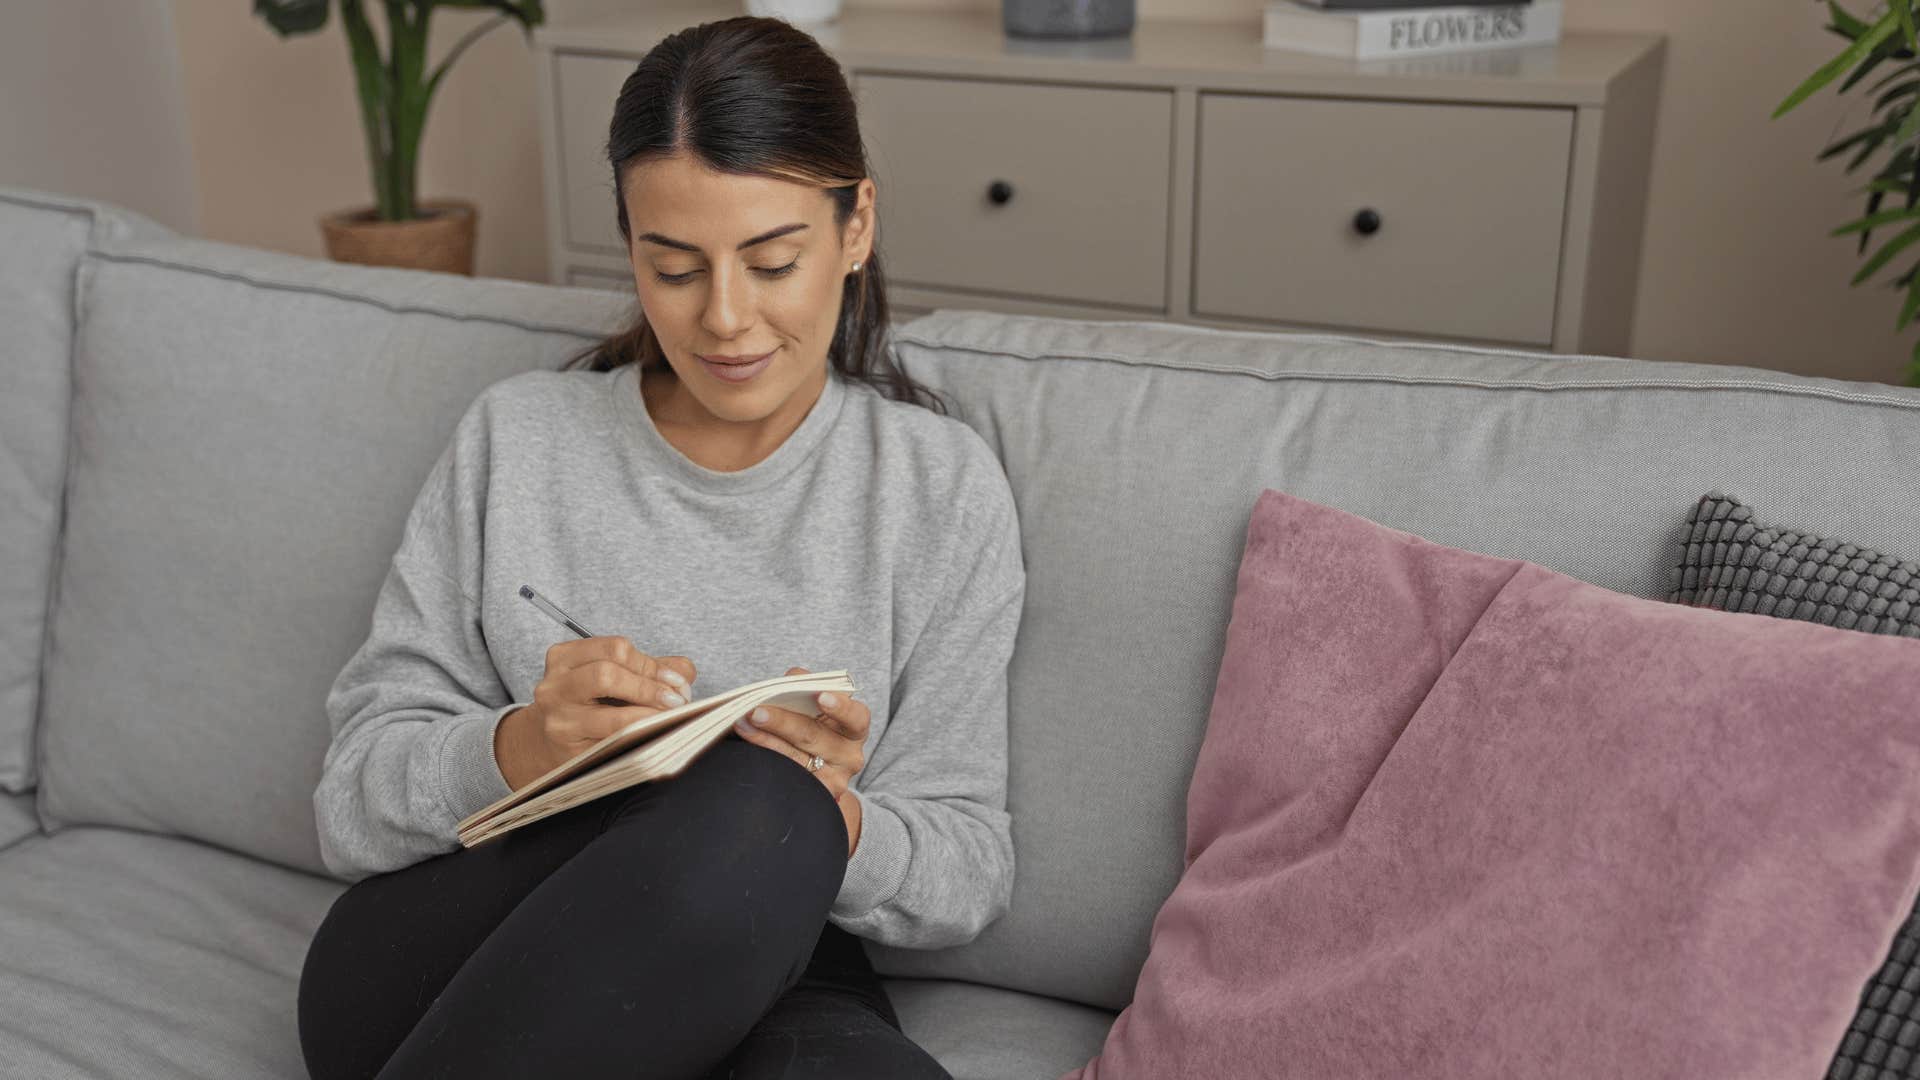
[1,0,198,235]
[166,0,1913,385]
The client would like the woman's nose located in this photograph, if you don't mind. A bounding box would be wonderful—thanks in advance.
[700,267,749,337]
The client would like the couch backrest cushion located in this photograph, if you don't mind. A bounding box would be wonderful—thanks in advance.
[35,231,631,874]
[0,188,175,797]
[868,309,1920,1012]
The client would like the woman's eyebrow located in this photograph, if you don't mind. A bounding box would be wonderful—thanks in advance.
[637,223,809,253]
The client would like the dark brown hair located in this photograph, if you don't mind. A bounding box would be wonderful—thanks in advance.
[558,15,946,416]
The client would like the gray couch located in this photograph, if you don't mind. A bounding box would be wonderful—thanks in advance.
[6,184,1920,1080]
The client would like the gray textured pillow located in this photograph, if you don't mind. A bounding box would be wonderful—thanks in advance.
[1666,490,1920,1078]
[1667,491,1919,637]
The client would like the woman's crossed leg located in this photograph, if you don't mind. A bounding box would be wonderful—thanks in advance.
[299,736,945,1079]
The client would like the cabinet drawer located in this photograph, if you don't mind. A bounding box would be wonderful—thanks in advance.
[1194,94,1572,344]
[857,74,1172,311]
[554,52,634,254]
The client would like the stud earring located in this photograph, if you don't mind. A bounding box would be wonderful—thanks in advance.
[851,261,862,273]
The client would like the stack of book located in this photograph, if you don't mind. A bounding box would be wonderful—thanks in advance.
[1264,0,1562,61]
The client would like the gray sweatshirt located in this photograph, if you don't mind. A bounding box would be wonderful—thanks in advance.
[315,362,1025,950]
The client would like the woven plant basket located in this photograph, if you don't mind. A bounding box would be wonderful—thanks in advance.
[319,198,478,275]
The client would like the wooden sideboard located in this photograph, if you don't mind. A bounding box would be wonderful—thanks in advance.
[533,1,1664,353]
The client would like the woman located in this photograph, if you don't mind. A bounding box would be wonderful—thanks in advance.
[295,16,1025,1078]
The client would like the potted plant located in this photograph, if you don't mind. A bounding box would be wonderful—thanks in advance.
[1776,0,1920,386]
[255,0,546,275]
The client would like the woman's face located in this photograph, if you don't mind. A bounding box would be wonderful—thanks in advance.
[622,153,875,426]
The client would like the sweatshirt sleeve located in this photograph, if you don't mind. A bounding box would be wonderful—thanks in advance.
[313,402,526,882]
[827,453,1026,949]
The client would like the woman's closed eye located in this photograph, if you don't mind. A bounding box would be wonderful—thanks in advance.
[654,260,800,285]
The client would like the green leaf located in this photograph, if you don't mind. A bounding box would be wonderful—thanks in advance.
[1850,220,1920,284]
[1830,0,1873,38]
[426,0,545,32]
[1897,0,1918,49]
[1874,77,1920,111]
[1867,62,1919,93]
[417,2,547,107]
[1887,143,1920,205]
[425,13,511,104]
[1898,107,1920,147]
[1858,174,1920,194]
[1863,189,1889,253]
[1840,29,1916,93]
[254,0,329,35]
[1836,150,1915,202]
[339,0,398,219]
[1823,122,1890,160]
[1898,267,1920,326]
[1777,13,1899,118]
[1831,206,1920,236]
[1840,47,1895,94]
[1850,131,1893,172]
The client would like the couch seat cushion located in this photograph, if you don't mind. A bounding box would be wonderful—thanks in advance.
[0,827,341,1079]
[886,977,1114,1079]
[0,825,1102,1079]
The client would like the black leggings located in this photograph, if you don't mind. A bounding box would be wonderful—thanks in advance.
[297,736,952,1079]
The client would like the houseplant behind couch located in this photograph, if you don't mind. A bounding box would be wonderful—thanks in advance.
[1778,0,1920,386]
[6,183,1920,1077]
[255,0,547,274]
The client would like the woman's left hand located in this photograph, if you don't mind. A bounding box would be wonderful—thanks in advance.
[733,666,869,857]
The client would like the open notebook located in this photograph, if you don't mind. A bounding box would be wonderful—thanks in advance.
[458,669,857,848]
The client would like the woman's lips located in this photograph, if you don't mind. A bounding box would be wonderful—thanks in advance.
[699,349,775,383]
[700,349,773,365]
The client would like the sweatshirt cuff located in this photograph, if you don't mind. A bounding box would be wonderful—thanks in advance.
[438,703,522,828]
[830,787,912,920]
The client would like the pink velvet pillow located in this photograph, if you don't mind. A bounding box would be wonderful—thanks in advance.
[1064,488,1920,1079]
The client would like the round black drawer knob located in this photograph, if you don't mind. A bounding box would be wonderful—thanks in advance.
[1352,208,1382,236]
[987,180,1014,205]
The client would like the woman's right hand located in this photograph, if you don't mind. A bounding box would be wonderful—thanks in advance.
[493,637,698,792]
